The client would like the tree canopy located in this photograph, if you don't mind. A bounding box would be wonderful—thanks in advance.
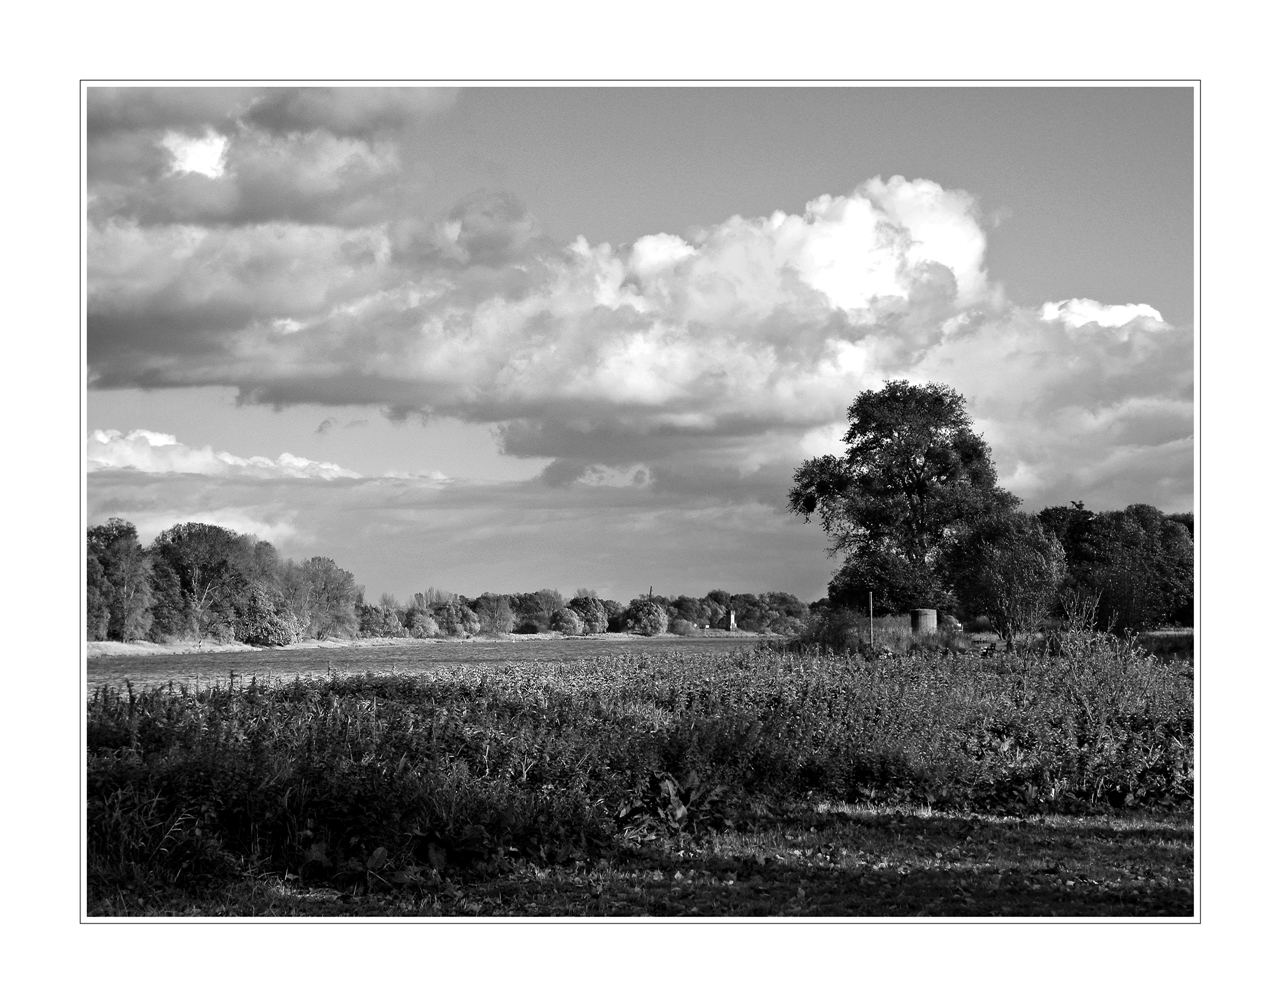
[790,380,1018,613]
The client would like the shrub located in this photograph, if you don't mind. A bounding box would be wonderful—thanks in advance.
[669,618,697,636]
[470,593,515,634]
[551,607,584,636]
[238,584,303,647]
[627,600,669,636]
[603,599,628,632]
[947,513,1066,644]
[434,601,480,637]
[568,596,610,634]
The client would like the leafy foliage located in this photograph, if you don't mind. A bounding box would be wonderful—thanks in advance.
[86,519,154,641]
[946,513,1067,643]
[1039,502,1194,632]
[567,596,610,634]
[551,606,584,636]
[626,600,669,636]
[790,381,1018,612]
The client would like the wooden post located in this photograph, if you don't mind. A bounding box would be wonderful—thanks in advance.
[869,591,874,646]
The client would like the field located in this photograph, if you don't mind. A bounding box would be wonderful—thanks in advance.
[86,636,1194,917]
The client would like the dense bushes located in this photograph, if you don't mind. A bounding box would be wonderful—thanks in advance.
[1038,503,1194,632]
[86,643,1192,904]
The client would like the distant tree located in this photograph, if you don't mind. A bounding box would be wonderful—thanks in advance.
[298,556,360,639]
[356,593,408,638]
[86,519,153,641]
[510,590,565,633]
[86,551,110,641]
[551,606,584,635]
[470,593,515,634]
[790,381,1018,612]
[669,595,703,626]
[433,599,480,637]
[1039,502,1193,632]
[148,522,249,641]
[627,600,669,636]
[567,595,609,634]
[574,587,599,599]
[946,513,1066,644]
[403,603,439,638]
[238,582,303,646]
[602,599,628,632]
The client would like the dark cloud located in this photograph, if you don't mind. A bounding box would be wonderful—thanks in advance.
[87,87,256,137]
[243,88,458,138]
[87,86,455,228]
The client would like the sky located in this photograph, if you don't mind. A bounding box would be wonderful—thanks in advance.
[85,85,1193,604]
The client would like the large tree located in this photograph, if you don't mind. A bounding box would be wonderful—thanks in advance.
[86,519,153,641]
[790,381,1018,613]
[148,522,250,641]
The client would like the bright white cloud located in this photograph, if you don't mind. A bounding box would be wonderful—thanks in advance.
[161,130,229,178]
[87,428,361,479]
[1040,298,1165,329]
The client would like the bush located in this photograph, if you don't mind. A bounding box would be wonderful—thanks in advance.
[434,601,480,637]
[627,600,669,636]
[238,585,303,647]
[551,607,584,636]
[669,618,697,636]
[568,596,610,634]
[947,513,1066,644]
[470,594,515,634]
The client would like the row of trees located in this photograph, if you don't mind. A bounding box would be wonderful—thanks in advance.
[86,519,814,645]
[353,588,812,639]
[791,381,1193,640]
[88,520,359,645]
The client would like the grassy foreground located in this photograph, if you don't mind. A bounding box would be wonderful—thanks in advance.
[87,640,1193,917]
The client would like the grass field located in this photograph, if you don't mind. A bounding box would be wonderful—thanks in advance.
[86,638,1194,917]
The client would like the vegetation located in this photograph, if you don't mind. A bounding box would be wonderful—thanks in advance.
[790,380,1018,614]
[86,518,820,644]
[87,640,1191,916]
[945,512,1068,644]
[789,381,1193,638]
[1039,502,1194,631]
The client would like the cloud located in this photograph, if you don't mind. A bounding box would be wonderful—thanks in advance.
[1040,298,1166,329]
[86,86,455,227]
[87,428,362,479]
[88,118,1191,515]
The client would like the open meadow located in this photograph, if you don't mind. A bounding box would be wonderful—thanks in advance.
[86,636,1193,917]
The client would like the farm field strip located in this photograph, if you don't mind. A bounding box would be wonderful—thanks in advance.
[86,643,1193,917]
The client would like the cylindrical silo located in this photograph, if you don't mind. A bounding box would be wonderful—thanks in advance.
[910,608,938,634]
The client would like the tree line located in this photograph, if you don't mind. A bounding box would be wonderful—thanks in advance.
[790,381,1194,641]
[86,518,814,645]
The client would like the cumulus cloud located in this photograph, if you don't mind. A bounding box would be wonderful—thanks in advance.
[87,428,362,479]
[87,92,1191,516]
